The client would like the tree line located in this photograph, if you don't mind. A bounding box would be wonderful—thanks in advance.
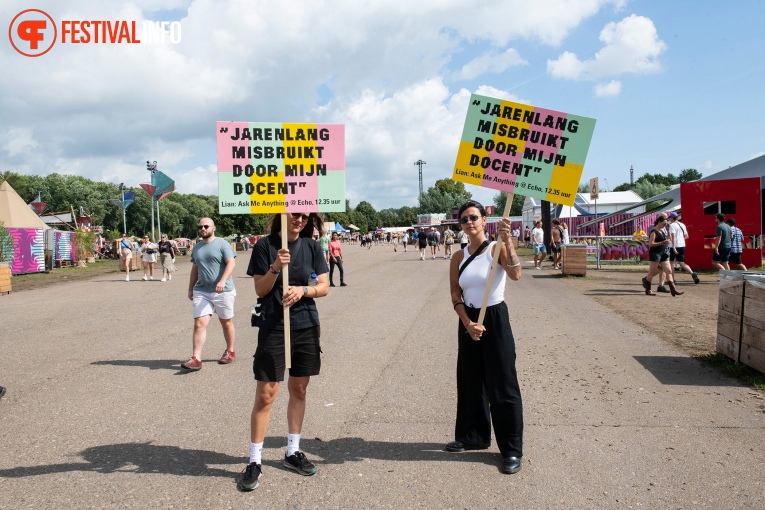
[0,168,701,239]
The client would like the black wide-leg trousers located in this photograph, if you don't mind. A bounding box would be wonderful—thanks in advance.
[455,302,523,458]
[329,256,344,284]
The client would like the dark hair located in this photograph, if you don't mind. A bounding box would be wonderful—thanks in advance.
[716,213,725,222]
[726,218,736,226]
[552,219,560,225]
[458,200,485,218]
[654,216,667,226]
[267,213,324,238]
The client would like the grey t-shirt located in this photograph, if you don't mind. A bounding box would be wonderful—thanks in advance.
[191,238,236,292]
[716,223,732,250]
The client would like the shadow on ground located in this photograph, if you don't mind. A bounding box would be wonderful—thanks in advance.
[634,356,741,387]
[0,438,499,479]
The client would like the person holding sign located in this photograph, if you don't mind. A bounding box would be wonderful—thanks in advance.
[238,212,329,491]
[446,200,524,475]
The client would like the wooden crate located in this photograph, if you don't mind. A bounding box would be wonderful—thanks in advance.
[0,264,11,294]
[716,273,744,361]
[716,272,765,374]
[741,278,765,373]
[561,245,586,276]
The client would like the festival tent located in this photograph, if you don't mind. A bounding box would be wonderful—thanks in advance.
[0,180,49,230]
[334,222,347,232]
[347,224,360,231]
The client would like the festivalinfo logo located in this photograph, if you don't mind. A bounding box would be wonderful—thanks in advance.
[9,9,182,57]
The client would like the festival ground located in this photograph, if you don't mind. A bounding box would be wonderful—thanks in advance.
[0,244,763,508]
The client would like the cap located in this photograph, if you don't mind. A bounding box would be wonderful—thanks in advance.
[668,212,678,219]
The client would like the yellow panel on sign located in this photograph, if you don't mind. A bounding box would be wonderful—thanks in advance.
[546,162,583,203]
[452,140,484,186]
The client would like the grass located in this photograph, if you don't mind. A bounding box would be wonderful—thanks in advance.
[697,352,765,390]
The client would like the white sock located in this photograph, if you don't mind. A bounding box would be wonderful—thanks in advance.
[286,433,301,456]
[249,441,263,465]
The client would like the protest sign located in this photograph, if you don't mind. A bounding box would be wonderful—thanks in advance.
[452,94,597,326]
[452,94,596,206]
[216,122,345,214]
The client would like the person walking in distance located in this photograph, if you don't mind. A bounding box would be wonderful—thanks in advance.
[550,219,563,269]
[667,212,700,284]
[443,226,455,259]
[181,218,237,371]
[328,232,347,287]
[446,200,524,475]
[418,228,428,260]
[119,233,133,281]
[642,215,683,297]
[158,234,176,282]
[727,218,747,270]
[711,213,732,271]
[531,221,546,269]
[401,231,409,252]
[237,212,329,491]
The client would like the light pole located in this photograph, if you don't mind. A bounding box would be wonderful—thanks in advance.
[413,159,426,199]
[146,161,157,240]
[118,182,127,234]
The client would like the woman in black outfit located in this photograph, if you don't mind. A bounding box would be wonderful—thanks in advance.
[446,200,524,475]
[642,215,683,296]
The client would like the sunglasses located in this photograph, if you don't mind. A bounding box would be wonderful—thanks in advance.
[291,213,310,221]
[198,224,212,230]
[459,214,481,224]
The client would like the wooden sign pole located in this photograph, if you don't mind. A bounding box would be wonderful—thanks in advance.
[281,213,292,369]
[476,193,514,327]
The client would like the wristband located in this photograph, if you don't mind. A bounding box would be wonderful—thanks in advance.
[453,301,465,309]
[268,264,280,275]
[506,262,521,268]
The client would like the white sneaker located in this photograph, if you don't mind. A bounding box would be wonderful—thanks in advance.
[126,275,130,281]
[161,277,167,282]
[142,275,148,281]
[168,274,172,280]
[149,276,154,280]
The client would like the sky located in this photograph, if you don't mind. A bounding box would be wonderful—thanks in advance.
[2,0,764,212]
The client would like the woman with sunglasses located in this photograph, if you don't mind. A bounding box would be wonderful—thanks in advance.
[157,234,176,282]
[238,212,329,491]
[642,215,683,296]
[445,200,524,475]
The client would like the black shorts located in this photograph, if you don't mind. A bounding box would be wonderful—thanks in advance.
[729,252,742,265]
[551,242,562,254]
[253,326,321,382]
[649,251,669,263]
[712,248,731,263]
[669,247,685,262]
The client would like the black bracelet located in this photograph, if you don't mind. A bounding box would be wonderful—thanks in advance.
[268,264,280,275]
[453,301,465,309]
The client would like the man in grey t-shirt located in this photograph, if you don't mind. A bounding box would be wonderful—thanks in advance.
[711,213,732,271]
[181,217,237,371]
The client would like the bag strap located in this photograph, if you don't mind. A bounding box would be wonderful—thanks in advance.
[458,240,489,279]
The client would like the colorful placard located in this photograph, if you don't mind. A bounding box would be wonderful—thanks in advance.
[452,94,596,206]
[216,122,345,214]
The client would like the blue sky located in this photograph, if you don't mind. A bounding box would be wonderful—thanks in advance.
[1,0,763,211]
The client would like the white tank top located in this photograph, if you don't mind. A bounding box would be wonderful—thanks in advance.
[458,242,506,308]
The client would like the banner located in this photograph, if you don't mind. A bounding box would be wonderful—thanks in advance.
[216,122,345,214]
[452,94,596,206]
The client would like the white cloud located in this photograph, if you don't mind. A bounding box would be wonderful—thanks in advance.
[594,80,621,97]
[457,48,528,80]
[547,14,666,80]
[0,0,626,209]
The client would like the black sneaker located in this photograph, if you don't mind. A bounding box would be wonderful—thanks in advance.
[283,451,317,476]
[237,462,262,491]
[0,386,6,400]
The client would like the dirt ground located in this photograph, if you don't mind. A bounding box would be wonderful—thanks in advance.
[556,264,719,356]
[5,252,721,357]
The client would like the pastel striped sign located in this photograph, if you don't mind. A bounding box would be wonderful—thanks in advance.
[216,122,345,214]
[452,94,596,206]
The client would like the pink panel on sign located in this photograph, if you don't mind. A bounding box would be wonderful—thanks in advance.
[315,124,345,169]
[285,175,318,212]
[217,122,249,173]
[523,107,564,157]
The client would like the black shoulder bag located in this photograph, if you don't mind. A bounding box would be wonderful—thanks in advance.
[458,240,489,279]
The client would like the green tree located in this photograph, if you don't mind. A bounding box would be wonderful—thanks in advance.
[492,192,524,216]
[433,179,472,203]
[577,183,590,193]
[678,168,702,182]
[353,201,378,231]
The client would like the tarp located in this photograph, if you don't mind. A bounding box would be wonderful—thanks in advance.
[0,180,49,229]
[347,224,360,230]
[334,222,347,232]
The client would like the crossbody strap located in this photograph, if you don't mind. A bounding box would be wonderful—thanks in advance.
[458,240,489,279]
